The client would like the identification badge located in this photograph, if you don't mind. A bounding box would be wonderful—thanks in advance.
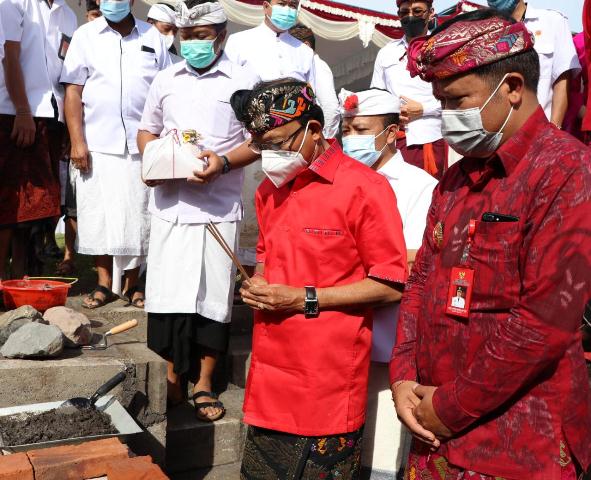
[58,34,72,61]
[446,266,474,318]
[445,219,476,319]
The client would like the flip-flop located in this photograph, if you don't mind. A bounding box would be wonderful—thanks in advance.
[82,285,117,310]
[192,391,226,422]
[123,285,145,309]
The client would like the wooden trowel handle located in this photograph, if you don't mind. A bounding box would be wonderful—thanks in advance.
[108,319,138,336]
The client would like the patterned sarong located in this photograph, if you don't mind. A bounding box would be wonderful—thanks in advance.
[404,441,579,480]
[241,425,364,480]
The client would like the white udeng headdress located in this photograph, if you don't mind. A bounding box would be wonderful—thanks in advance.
[339,88,401,117]
[148,4,176,24]
[175,1,228,27]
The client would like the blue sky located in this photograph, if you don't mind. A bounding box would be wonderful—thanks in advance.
[338,0,584,31]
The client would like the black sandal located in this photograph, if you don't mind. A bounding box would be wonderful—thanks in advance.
[82,285,117,310]
[192,391,226,422]
[123,285,145,309]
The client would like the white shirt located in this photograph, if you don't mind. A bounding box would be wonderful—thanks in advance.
[0,18,5,61]
[524,7,581,119]
[0,0,76,120]
[139,55,260,225]
[314,53,340,138]
[451,296,465,309]
[371,151,437,363]
[224,22,338,138]
[371,38,442,146]
[60,16,171,155]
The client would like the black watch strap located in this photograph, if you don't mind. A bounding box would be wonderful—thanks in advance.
[221,155,231,174]
[304,286,319,317]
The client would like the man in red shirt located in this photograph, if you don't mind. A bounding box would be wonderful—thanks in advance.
[231,79,407,478]
[390,9,591,480]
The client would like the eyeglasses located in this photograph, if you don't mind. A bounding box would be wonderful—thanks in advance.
[398,7,428,18]
[248,125,304,154]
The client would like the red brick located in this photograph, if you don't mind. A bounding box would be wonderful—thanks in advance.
[27,438,130,480]
[105,455,169,480]
[0,452,34,480]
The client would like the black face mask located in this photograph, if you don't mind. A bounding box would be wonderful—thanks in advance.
[401,16,428,39]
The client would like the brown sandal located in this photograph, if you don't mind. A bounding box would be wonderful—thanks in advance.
[123,286,145,309]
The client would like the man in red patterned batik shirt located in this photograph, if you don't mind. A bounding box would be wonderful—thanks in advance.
[390,9,591,480]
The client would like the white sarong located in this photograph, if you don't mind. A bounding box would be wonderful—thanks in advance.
[75,151,149,269]
[145,215,238,322]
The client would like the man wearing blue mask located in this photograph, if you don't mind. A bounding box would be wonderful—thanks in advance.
[486,0,580,129]
[136,0,260,422]
[391,9,591,480]
[224,0,340,279]
[61,0,171,310]
[340,87,436,477]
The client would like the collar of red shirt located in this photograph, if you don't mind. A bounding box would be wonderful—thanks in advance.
[306,139,343,184]
[461,106,549,186]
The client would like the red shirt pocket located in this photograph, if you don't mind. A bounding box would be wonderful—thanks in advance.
[468,221,521,311]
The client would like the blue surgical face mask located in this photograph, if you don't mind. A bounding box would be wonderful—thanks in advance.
[486,0,519,13]
[100,0,131,23]
[269,5,298,31]
[180,37,218,69]
[342,126,392,168]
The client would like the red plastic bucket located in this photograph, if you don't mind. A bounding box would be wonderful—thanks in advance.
[1,277,77,313]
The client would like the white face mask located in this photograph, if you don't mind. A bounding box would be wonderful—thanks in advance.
[261,123,312,188]
[162,33,175,50]
[441,73,513,158]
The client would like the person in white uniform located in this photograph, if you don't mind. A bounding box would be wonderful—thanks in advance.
[137,0,259,422]
[0,0,76,279]
[487,0,581,128]
[225,0,338,271]
[289,23,340,138]
[61,0,171,309]
[371,0,448,180]
[340,88,437,478]
[147,2,181,61]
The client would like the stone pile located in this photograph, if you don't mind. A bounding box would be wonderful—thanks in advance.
[0,305,92,359]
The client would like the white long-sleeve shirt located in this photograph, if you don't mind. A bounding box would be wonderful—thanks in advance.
[524,7,581,119]
[224,22,339,138]
[371,37,442,146]
[314,53,339,138]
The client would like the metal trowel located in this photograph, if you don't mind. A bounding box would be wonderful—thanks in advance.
[60,371,127,411]
[82,319,138,350]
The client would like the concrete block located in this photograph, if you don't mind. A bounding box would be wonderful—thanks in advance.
[166,390,245,473]
[226,335,252,389]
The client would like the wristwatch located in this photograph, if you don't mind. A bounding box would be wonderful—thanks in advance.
[221,155,231,174]
[304,286,319,318]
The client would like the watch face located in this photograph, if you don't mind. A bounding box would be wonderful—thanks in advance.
[305,300,319,316]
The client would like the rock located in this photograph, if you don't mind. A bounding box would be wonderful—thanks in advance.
[43,306,92,348]
[0,322,64,358]
[0,306,46,348]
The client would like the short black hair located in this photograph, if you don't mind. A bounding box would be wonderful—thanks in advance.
[289,23,315,51]
[433,8,540,92]
[183,0,228,32]
[381,113,400,128]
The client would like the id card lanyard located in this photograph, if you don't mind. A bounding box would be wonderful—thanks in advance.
[445,219,476,319]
